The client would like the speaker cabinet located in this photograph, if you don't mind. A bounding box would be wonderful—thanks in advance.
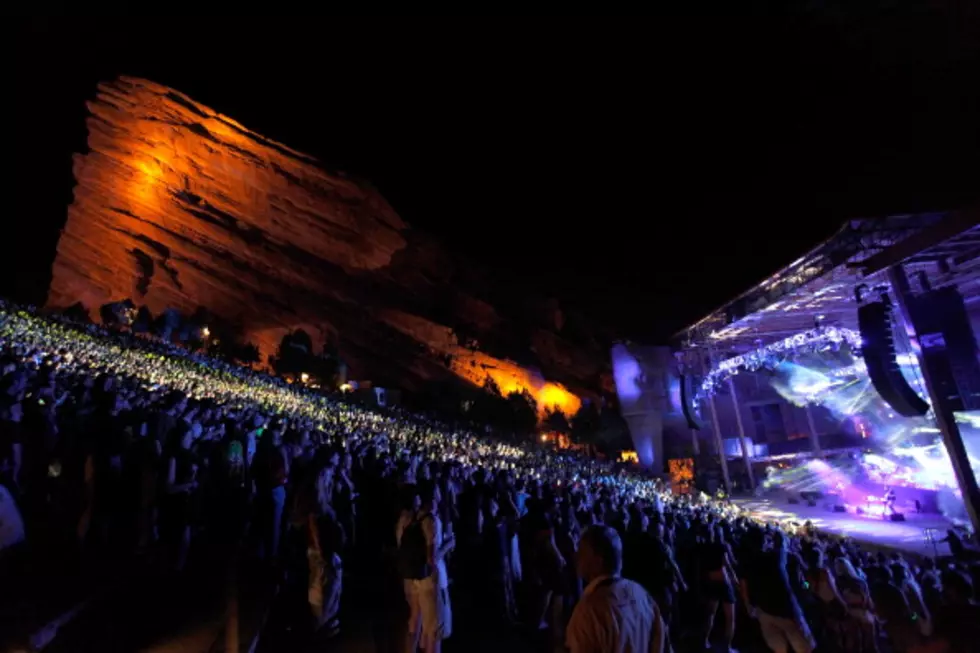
[679,373,703,430]
[858,300,930,417]
[889,512,906,522]
[907,286,980,412]
[833,505,847,513]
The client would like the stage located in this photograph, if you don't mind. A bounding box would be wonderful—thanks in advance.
[732,497,955,558]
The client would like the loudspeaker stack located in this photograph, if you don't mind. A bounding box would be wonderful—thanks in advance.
[858,299,930,417]
[679,373,704,430]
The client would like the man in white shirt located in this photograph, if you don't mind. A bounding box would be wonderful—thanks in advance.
[566,525,666,653]
[396,483,454,653]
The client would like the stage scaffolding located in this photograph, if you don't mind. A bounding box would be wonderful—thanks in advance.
[677,212,980,352]
[674,207,980,532]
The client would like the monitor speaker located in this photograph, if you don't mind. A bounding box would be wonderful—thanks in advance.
[788,496,800,505]
[679,374,703,430]
[858,300,930,417]
[889,512,906,522]
[833,505,847,513]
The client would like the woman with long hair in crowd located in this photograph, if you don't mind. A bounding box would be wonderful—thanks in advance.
[803,546,849,651]
[834,556,879,653]
[161,423,198,571]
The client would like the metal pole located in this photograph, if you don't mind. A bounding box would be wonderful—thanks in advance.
[804,404,823,457]
[727,376,756,490]
[887,265,980,536]
[690,428,701,456]
[707,391,732,493]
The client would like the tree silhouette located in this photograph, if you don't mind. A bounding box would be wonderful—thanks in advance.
[271,330,341,385]
[132,306,154,334]
[237,342,261,365]
[594,407,632,455]
[99,299,136,328]
[482,375,502,398]
[543,407,571,435]
[62,302,91,324]
[271,330,310,375]
[289,330,314,355]
[470,376,509,427]
[506,389,538,436]
[153,308,182,342]
[570,400,602,444]
[209,338,262,366]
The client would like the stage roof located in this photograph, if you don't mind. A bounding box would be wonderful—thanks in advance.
[675,207,980,356]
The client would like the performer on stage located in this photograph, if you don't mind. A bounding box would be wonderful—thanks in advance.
[883,487,897,516]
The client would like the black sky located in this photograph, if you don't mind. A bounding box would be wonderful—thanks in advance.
[10,12,980,342]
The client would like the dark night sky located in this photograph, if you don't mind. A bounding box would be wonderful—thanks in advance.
[9,12,980,343]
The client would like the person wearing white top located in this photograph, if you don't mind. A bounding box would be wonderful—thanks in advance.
[566,525,666,653]
[396,483,454,653]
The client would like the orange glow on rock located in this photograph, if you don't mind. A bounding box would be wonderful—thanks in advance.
[448,350,581,418]
[381,309,581,418]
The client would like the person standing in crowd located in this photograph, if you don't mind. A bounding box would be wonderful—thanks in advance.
[802,545,848,650]
[742,530,816,653]
[252,419,289,561]
[522,495,566,632]
[929,568,980,652]
[161,423,198,570]
[0,393,23,493]
[397,481,454,653]
[834,557,879,653]
[698,522,738,653]
[483,493,518,624]
[566,525,666,653]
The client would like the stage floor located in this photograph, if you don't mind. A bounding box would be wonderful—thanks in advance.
[732,497,955,558]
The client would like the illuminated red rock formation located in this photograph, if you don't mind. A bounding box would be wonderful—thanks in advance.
[47,77,605,406]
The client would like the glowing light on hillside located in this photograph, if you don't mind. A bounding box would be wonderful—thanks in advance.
[379,309,581,419]
[449,349,581,418]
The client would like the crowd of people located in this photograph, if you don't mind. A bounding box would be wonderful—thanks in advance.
[2,301,980,653]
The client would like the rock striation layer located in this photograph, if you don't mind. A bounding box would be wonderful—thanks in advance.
[48,77,607,410]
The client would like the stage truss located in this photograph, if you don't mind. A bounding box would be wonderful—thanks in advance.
[676,210,980,363]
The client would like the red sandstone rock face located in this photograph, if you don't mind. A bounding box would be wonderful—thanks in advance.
[47,77,607,405]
